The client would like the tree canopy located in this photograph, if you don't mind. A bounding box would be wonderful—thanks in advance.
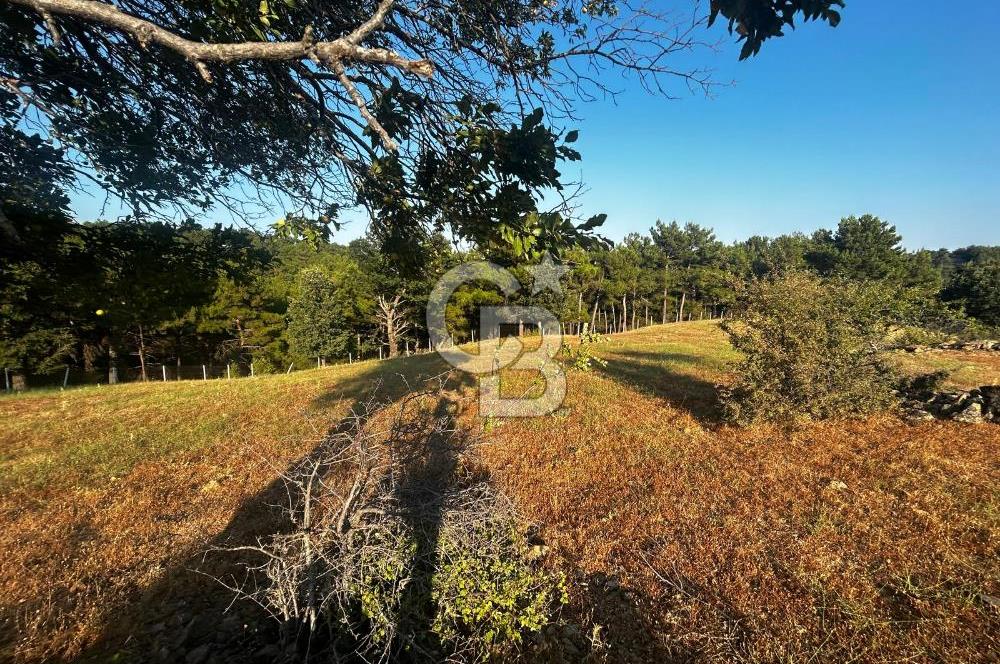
[2,0,846,259]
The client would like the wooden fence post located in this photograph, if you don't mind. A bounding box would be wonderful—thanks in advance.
[202,365,207,380]
[250,362,254,377]
[162,365,167,382]
[227,364,231,380]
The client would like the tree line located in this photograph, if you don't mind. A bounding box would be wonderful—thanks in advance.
[2,212,997,388]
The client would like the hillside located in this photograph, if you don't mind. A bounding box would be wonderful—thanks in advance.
[1,322,998,662]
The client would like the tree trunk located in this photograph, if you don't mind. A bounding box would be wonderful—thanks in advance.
[137,324,148,381]
[662,287,669,324]
[590,297,600,331]
[676,291,686,323]
[11,372,27,391]
[387,324,398,358]
[621,294,627,332]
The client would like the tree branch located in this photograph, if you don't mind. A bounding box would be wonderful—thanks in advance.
[332,60,397,152]
[5,0,434,78]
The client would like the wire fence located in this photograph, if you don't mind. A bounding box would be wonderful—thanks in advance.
[1,342,440,393]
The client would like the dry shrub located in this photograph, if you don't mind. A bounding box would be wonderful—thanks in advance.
[218,378,565,662]
[721,272,898,424]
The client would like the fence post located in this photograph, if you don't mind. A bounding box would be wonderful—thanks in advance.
[202,365,207,380]
[250,362,254,377]
[227,364,231,380]
[348,352,352,364]
[379,346,383,361]
[3,367,9,392]
[63,366,70,388]
[317,356,321,369]
[162,365,167,382]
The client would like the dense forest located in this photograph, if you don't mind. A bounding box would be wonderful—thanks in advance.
[2,211,998,388]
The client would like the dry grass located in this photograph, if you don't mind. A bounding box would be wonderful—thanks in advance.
[1,322,998,662]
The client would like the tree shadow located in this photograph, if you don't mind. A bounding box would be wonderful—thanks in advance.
[75,358,467,663]
[592,349,724,424]
[384,392,462,661]
[72,348,722,663]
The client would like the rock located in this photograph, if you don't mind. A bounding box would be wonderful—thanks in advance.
[938,392,970,416]
[904,408,935,424]
[954,401,984,424]
[827,480,848,491]
[979,385,1000,418]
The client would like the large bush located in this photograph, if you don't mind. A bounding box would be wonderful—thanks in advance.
[721,272,898,424]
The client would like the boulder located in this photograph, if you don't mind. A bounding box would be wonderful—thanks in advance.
[954,401,984,424]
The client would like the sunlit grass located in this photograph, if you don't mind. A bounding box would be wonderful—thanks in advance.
[1,321,998,662]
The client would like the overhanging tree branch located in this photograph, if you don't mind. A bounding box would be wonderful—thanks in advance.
[8,0,432,75]
[6,0,431,148]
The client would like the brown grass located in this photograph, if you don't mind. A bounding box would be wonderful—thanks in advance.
[1,322,998,662]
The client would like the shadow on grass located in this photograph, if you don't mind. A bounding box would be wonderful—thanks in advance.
[74,348,698,663]
[77,354,461,663]
[592,349,724,424]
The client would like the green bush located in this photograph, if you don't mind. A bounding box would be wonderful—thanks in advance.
[559,328,607,372]
[721,272,898,424]
[251,356,279,375]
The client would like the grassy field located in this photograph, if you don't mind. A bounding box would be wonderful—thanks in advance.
[1,322,998,662]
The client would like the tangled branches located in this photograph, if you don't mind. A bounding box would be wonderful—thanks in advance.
[215,375,565,662]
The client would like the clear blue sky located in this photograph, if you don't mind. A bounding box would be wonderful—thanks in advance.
[70,1,999,251]
[564,0,1000,250]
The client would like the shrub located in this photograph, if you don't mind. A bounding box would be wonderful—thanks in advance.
[251,356,278,375]
[721,272,898,424]
[224,384,566,662]
[559,327,607,372]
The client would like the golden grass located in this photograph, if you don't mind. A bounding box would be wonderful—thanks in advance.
[1,322,998,662]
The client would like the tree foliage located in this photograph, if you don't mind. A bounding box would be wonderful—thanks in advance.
[2,0,844,260]
[5,209,999,387]
[721,271,897,424]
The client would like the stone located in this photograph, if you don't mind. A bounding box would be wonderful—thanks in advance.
[954,401,984,424]
[904,408,935,424]
[979,385,1000,416]
[827,479,848,491]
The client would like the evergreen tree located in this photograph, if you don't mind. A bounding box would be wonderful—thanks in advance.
[286,267,355,361]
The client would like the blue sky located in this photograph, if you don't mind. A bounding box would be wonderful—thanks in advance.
[70,1,999,250]
[564,1,1000,250]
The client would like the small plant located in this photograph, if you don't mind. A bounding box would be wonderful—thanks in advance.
[579,328,606,345]
[721,272,899,424]
[560,329,607,372]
